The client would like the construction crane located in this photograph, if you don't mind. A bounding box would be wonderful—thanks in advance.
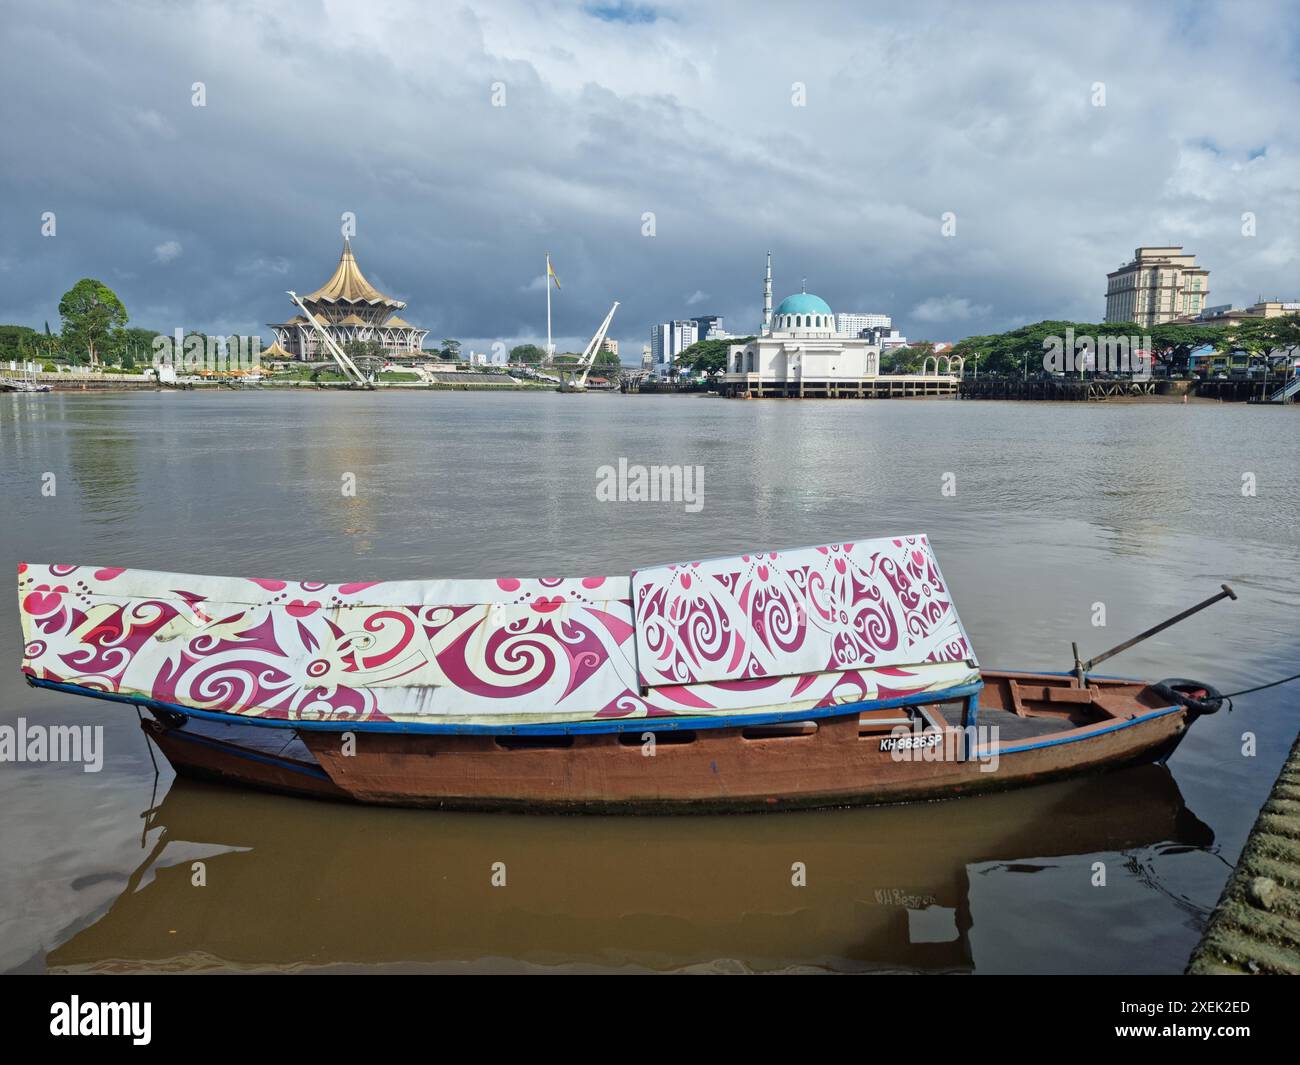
[558,301,619,393]
[286,290,373,389]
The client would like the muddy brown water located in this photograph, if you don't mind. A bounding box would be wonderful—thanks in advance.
[2,390,1297,973]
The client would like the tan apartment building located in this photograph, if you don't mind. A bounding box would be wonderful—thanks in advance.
[1193,300,1300,327]
[1105,246,1210,327]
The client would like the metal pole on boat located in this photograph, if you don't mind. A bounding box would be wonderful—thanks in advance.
[1071,584,1237,684]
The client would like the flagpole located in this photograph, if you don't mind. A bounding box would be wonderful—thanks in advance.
[546,254,553,361]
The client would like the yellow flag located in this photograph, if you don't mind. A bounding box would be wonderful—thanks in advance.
[547,255,561,291]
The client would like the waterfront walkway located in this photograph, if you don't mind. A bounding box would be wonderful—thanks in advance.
[1187,730,1300,975]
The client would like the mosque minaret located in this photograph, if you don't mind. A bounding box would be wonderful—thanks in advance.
[726,253,881,392]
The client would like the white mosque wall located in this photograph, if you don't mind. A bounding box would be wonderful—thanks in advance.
[726,336,881,382]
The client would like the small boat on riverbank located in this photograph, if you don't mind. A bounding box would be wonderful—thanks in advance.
[1,376,53,393]
[16,536,1228,812]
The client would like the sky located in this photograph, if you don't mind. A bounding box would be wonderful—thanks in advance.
[2,0,1298,360]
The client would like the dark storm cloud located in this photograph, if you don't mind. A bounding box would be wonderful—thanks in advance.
[1,0,1297,357]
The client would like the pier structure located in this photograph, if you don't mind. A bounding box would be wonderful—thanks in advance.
[718,373,958,399]
[960,377,1157,400]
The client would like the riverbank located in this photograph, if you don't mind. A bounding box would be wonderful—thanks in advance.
[1187,729,1300,975]
[15,376,557,393]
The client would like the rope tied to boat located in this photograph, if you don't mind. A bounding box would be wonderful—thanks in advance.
[1217,669,1300,713]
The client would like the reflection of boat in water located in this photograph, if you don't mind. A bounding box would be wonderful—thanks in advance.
[47,765,1212,973]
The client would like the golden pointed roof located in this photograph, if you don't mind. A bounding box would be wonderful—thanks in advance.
[305,239,405,308]
[384,314,415,329]
[260,339,292,359]
[337,313,368,326]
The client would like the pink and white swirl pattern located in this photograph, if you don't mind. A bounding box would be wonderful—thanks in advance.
[631,535,975,688]
[17,542,978,724]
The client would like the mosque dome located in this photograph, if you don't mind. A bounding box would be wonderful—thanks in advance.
[774,292,832,317]
[772,291,834,333]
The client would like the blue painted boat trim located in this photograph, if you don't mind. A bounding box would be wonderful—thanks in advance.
[975,704,1183,758]
[27,676,984,737]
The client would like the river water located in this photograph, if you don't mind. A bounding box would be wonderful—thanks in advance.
[1,390,1297,973]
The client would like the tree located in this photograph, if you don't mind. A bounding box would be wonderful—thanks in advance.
[108,326,161,368]
[439,338,462,361]
[882,341,933,374]
[509,343,547,364]
[0,325,39,361]
[58,278,127,366]
[343,339,386,361]
[675,337,754,375]
[1147,323,1221,374]
[948,319,1148,377]
[1215,315,1300,397]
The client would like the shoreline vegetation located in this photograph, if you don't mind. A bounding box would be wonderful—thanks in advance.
[0,277,620,387]
[4,276,1298,402]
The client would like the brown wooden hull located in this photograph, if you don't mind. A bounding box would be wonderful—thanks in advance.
[298,708,1188,813]
[143,671,1198,813]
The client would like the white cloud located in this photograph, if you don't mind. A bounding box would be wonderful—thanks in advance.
[911,296,991,323]
[153,241,182,264]
[685,289,709,305]
[237,256,290,276]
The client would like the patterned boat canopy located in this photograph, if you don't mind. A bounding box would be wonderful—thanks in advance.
[632,535,974,687]
[17,536,977,726]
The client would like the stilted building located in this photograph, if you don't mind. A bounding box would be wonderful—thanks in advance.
[269,239,429,359]
[725,254,880,387]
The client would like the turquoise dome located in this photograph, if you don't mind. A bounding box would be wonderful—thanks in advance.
[774,292,832,317]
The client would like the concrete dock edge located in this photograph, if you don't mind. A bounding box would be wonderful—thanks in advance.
[1187,730,1300,974]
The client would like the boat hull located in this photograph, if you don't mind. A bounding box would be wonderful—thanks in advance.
[128,671,1196,813]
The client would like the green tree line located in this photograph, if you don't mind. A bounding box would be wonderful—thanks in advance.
[946,317,1300,376]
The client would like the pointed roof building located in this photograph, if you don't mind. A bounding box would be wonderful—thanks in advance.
[304,238,406,308]
[268,239,430,360]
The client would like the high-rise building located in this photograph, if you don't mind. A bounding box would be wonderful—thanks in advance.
[600,337,619,357]
[1105,246,1210,327]
[641,345,653,371]
[836,312,891,337]
[691,315,725,340]
[873,328,909,351]
[650,320,698,375]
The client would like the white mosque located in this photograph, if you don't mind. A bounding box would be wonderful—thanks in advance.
[725,254,881,392]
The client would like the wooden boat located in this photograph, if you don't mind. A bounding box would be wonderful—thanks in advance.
[16,535,1228,812]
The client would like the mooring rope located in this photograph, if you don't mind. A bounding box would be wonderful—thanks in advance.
[1219,669,1300,713]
